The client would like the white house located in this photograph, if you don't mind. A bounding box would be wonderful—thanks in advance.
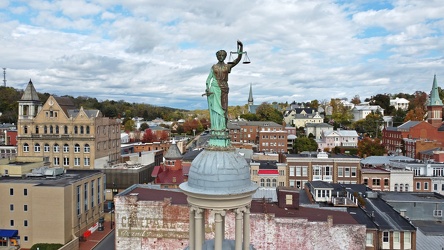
[390,97,410,111]
[351,104,384,122]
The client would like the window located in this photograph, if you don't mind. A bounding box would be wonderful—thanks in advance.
[416,182,421,190]
[97,178,101,205]
[84,144,90,153]
[10,220,14,226]
[74,144,80,153]
[34,143,40,152]
[24,236,28,241]
[383,231,389,242]
[77,185,81,215]
[64,125,68,134]
[35,126,39,134]
[86,126,90,134]
[433,210,443,217]
[53,143,59,152]
[302,167,308,176]
[286,194,292,205]
[91,180,95,208]
[260,179,264,187]
[372,179,380,186]
[80,126,84,134]
[74,157,80,166]
[338,167,343,177]
[55,125,59,134]
[434,184,438,191]
[296,167,301,176]
[24,189,27,196]
[405,184,409,191]
[44,125,47,134]
[266,179,271,187]
[363,179,368,185]
[10,204,14,211]
[53,157,59,166]
[74,126,78,134]
[313,166,321,176]
[289,180,295,187]
[272,179,277,187]
[394,184,398,191]
[23,143,29,152]
[84,157,90,166]
[424,182,429,190]
[404,232,411,248]
[44,143,50,152]
[10,188,13,195]
[351,167,357,177]
[63,144,69,153]
[50,125,53,134]
[384,179,389,186]
[366,233,373,246]
[84,183,88,211]
[344,168,350,177]
[24,126,28,134]
[24,205,28,211]
[289,167,295,176]
[63,157,69,166]
[24,220,28,227]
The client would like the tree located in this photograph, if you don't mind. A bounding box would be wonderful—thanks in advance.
[329,98,353,128]
[351,95,361,105]
[293,137,318,153]
[139,122,149,131]
[405,107,426,122]
[159,130,169,141]
[124,119,135,132]
[357,137,386,157]
[255,102,283,124]
[240,113,259,121]
[142,129,157,143]
[352,111,383,138]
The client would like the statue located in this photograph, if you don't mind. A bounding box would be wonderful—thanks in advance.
[204,40,243,132]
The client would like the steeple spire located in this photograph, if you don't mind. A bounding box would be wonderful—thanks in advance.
[248,83,253,106]
[429,74,443,106]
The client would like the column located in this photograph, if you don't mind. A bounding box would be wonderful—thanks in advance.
[194,208,203,250]
[235,208,244,250]
[214,210,226,250]
[189,206,196,250]
[243,206,251,250]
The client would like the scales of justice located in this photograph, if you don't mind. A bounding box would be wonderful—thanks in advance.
[203,40,250,148]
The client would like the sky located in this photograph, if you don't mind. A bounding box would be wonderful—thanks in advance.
[0,0,443,110]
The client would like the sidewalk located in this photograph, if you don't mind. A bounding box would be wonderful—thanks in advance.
[79,221,114,250]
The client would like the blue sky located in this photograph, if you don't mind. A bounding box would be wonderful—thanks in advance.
[0,0,443,110]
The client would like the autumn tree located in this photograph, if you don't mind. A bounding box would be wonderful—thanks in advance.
[404,107,426,122]
[357,137,386,157]
[293,137,318,153]
[329,98,353,128]
[142,129,157,143]
[351,95,361,105]
[159,130,169,141]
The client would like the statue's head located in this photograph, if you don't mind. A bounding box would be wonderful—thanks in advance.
[216,50,227,62]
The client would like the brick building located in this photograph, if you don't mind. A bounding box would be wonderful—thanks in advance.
[114,185,366,250]
[284,151,361,188]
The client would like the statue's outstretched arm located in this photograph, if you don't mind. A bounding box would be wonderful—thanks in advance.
[230,40,243,67]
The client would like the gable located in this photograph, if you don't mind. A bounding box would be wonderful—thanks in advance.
[34,96,71,123]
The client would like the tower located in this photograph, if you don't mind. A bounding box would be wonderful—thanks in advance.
[18,79,42,120]
[247,83,253,106]
[427,75,443,127]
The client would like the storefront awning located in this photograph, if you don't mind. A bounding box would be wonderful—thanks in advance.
[0,229,18,237]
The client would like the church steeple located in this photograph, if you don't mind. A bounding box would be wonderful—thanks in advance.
[427,75,443,127]
[18,79,42,120]
[248,83,253,106]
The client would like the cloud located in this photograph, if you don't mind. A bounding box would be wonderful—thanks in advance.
[0,0,443,110]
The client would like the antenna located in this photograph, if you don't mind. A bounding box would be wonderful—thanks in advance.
[2,68,6,87]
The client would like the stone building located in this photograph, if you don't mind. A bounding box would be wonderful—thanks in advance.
[16,80,121,169]
[114,184,366,250]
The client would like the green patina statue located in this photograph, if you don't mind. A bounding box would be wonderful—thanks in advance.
[204,41,243,147]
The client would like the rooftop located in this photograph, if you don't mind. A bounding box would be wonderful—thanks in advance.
[0,170,103,187]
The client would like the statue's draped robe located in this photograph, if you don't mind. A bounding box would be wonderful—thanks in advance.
[206,68,226,131]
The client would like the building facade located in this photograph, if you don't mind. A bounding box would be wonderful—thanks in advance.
[16,81,121,169]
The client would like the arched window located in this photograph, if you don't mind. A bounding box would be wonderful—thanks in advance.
[260,179,265,187]
[53,143,59,152]
[272,179,277,187]
[24,126,28,134]
[44,144,50,152]
[266,179,271,187]
[50,125,53,134]
[80,126,84,134]
[64,126,68,134]
[394,184,398,192]
[34,143,40,152]
[63,144,69,153]
[405,184,409,191]
[55,126,59,134]
[23,143,29,152]
[35,126,39,134]
[84,144,90,153]
[86,126,90,134]
[74,144,80,153]
[44,125,48,134]
[74,126,78,134]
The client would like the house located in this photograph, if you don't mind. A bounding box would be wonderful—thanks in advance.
[305,122,333,139]
[390,97,410,111]
[317,129,359,152]
[351,104,384,122]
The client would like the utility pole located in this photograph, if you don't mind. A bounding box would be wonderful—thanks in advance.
[2,68,6,87]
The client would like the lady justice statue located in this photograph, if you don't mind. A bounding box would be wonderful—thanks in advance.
[204,40,244,146]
